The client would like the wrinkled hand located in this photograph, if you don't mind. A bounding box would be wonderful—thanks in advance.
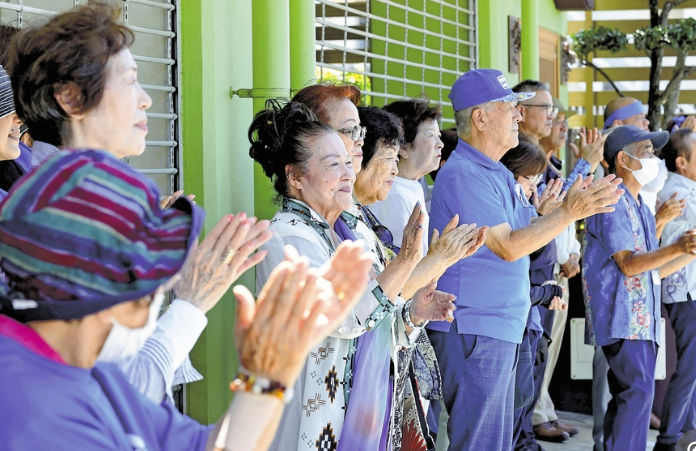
[232,242,372,387]
[174,213,272,313]
[655,192,686,225]
[429,214,488,264]
[561,174,624,221]
[534,178,566,215]
[409,283,456,324]
[570,127,606,170]
[675,230,696,255]
[160,190,196,209]
[398,202,425,263]
[561,257,580,279]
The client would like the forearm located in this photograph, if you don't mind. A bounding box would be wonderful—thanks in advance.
[376,255,418,301]
[659,253,696,279]
[618,244,682,277]
[495,209,573,262]
[655,218,667,240]
[400,254,448,300]
[208,392,285,451]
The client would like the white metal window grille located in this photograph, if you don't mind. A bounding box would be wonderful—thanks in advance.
[315,0,477,125]
[0,0,181,195]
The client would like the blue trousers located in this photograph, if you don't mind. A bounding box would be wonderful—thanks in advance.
[429,330,518,451]
[514,330,546,451]
[658,301,696,445]
[512,329,541,447]
[602,339,657,451]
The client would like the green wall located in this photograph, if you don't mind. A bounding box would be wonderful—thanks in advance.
[180,0,255,424]
[478,0,568,104]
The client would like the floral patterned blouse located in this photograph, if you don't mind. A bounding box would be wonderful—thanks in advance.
[582,185,661,347]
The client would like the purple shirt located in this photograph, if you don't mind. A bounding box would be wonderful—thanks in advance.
[582,185,661,346]
[0,314,211,451]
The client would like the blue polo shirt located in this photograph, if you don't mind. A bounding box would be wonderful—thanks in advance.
[427,139,532,344]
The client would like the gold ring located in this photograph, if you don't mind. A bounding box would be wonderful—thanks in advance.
[221,248,236,264]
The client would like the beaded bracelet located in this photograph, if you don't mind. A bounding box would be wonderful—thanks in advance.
[229,373,294,404]
[402,299,428,329]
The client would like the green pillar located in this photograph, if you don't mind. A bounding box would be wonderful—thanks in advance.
[253,0,291,220]
[290,0,316,91]
[521,0,540,80]
[180,0,255,424]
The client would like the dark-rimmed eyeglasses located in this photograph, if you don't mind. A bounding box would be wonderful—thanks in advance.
[337,125,367,142]
[524,104,559,118]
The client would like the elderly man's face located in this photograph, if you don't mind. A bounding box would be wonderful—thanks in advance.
[485,101,523,151]
[619,112,650,131]
[518,90,555,140]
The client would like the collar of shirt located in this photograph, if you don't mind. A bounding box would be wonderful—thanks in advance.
[31,140,61,169]
[454,138,500,170]
[0,314,65,364]
[667,171,696,192]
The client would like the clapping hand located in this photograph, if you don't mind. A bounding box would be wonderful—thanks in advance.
[398,202,425,263]
[561,174,624,220]
[429,214,488,264]
[655,192,686,225]
[533,178,566,215]
[232,242,372,387]
[570,127,607,172]
[160,190,196,209]
[409,282,456,324]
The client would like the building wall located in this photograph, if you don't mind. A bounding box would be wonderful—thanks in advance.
[479,0,568,104]
[179,0,255,424]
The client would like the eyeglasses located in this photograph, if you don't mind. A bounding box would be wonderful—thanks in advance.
[524,104,559,118]
[336,125,367,142]
[523,174,543,185]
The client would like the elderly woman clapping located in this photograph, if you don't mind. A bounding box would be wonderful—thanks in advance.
[6,0,267,404]
[0,149,374,451]
[249,100,457,451]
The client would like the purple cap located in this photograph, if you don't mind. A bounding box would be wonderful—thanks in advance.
[448,69,536,111]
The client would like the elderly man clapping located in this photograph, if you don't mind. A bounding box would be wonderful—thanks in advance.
[426,69,623,451]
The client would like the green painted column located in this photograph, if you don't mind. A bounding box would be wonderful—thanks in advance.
[180,0,255,424]
[521,0,540,80]
[253,0,291,220]
[290,0,316,91]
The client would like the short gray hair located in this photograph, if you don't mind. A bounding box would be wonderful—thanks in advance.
[454,102,491,139]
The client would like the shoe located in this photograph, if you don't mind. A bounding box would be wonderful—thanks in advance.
[653,443,676,451]
[533,422,570,443]
[650,412,661,430]
[551,419,579,437]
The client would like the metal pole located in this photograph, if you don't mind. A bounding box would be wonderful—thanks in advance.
[290,0,316,91]
[252,0,290,220]
[583,10,596,128]
[521,0,539,80]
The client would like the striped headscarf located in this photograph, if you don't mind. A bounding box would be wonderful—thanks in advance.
[0,149,204,322]
[0,64,14,119]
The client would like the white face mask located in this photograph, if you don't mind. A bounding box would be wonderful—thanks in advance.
[624,153,660,186]
[97,292,164,362]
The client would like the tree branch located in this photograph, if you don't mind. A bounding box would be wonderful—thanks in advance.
[657,52,688,105]
[582,59,625,97]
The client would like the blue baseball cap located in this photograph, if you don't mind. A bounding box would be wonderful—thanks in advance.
[449,69,536,111]
[604,125,669,162]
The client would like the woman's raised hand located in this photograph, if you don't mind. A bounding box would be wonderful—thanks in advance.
[399,202,425,263]
[429,214,488,264]
[159,190,196,209]
[409,282,456,324]
[534,178,566,216]
[174,213,272,313]
[232,242,372,387]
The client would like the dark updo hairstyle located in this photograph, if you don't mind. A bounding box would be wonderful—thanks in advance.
[7,0,134,147]
[357,106,404,169]
[249,99,337,201]
[430,128,458,181]
[291,82,361,123]
[382,99,441,145]
[500,137,548,179]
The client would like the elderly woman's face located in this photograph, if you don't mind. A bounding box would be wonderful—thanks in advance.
[292,132,355,220]
[79,48,152,158]
[355,141,399,205]
[0,112,22,161]
[401,119,443,178]
[327,99,365,174]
